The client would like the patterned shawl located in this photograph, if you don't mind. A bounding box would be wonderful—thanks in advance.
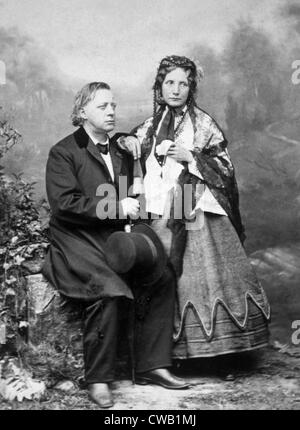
[132,105,245,244]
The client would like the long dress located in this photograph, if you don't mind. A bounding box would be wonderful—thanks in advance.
[134,105,271,359]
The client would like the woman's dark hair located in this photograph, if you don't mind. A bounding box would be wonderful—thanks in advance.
[152,55,201,132]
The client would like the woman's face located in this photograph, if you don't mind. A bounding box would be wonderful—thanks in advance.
[161,67,190,109]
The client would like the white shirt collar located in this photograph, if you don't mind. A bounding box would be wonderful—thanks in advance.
[83,127,109,147]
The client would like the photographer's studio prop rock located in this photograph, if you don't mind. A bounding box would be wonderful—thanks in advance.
[25,273,84,381]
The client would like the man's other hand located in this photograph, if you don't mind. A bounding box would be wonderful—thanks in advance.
[118,136,141,160]
[120,197,140,218]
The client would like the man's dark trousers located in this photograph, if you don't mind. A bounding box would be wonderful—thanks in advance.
[82,266,175,384]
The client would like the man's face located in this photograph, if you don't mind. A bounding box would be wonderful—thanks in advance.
[161,67,190,109]
[82,89,116,133]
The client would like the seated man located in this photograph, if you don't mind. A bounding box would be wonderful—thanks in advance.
[42,82,189,409]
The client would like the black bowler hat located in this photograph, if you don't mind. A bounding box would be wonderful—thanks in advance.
[104,223,167,286]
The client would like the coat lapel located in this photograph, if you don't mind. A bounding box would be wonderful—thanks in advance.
[73,126,89,148]
[73,127,124,183]
[86,139,112,178]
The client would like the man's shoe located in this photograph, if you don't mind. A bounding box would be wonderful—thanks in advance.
[88,383,114,408]
[136,368,190,390]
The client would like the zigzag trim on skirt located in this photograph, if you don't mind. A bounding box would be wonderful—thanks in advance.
[173,291,271,343]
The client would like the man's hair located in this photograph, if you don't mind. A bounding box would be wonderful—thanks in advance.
[71,82,111,127]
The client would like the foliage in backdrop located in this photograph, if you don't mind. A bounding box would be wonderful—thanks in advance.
[0,112,49,354]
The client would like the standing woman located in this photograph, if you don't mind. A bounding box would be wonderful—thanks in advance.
[120,55,271,361]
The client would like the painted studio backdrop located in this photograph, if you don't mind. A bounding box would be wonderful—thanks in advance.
[0,0,300,348]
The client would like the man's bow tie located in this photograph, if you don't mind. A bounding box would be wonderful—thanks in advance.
[97,143,109,155]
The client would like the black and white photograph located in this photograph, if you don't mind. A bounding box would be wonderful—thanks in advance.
[0,0,299,412]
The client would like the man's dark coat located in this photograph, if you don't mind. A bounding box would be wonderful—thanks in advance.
[42,126,134,301]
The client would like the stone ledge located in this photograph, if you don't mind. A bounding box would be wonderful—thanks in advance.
[26,274,83,352]
[25,274,130,382]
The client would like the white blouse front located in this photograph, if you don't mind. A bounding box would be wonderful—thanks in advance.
[143,106,227,220]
